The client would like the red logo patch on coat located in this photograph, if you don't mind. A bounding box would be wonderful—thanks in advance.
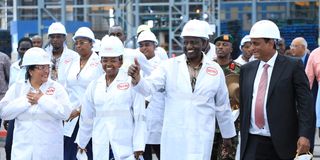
[45,87,55,95]
[64,58,72,64]
[117,82,130,90]
[90,62,99,67]
[206,67,218,76]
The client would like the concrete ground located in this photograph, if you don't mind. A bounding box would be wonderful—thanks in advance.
[0,131,320,160]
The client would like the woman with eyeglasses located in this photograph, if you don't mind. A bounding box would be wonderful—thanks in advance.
[0,47,73,160]
[63,27,104,160]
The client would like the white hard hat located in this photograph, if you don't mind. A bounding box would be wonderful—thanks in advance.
[137,24,151,35]
[73,27,95,42]
[48,22,67,35]
[100,35,124,57]
[181,19,209,39]
[22,47,51,66]
[92,39,101,53]
[201,21,214,36]
[249,20,281,40]
[239,35,251,50]
[137,30,158,45]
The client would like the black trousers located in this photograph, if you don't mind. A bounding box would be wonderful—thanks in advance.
[5,120,14,160]
[143,144,160,160]
[243,134,293,160]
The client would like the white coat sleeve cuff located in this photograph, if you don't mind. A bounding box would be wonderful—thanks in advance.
[133,78,151,97]
[216,103,236,138]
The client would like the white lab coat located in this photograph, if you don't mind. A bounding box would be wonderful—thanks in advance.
[9,60,26,86]
[76,68,146,160]
[123,48,153,76]
[155,47,168,60]
[134,54,236,160]
[45,44,79,85]
[63,52,104,137]
[206,42,216,61]
[0,79,72,160]
[144,56,165,144]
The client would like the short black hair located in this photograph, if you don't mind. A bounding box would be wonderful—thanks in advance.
[18,37,33,48]
[25,65,36,82]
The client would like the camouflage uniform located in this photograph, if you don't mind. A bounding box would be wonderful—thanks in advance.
[212,60,240,160]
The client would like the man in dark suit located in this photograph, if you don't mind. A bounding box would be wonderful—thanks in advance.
[290,37,317,153]
[239,20,315,160]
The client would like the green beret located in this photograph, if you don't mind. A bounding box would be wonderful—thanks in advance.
[214,34,234,44]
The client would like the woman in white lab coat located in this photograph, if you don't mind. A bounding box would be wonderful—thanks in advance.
[0,47,72,160]
[137,30,165,160]
[63,27,104,160]
[76,36,146,160]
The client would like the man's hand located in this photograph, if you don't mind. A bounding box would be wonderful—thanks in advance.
[67,109,80,122]
[128,58,141,85]
[134,151,143,160]
[296,136,310,154]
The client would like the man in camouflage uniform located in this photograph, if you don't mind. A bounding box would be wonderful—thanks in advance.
[212,34,240,160]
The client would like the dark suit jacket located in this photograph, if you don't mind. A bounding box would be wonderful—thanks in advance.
[239,54,314,159]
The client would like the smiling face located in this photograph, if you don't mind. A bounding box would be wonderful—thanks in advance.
[139,41,156,60]
[100,56,123,77]
[183,36,204,60]
[251,38,276,62]
[29,64,50,84]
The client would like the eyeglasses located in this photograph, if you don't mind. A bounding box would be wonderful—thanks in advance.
[74,41,90,46]
[290,45,302,49]
[34,65,51,71]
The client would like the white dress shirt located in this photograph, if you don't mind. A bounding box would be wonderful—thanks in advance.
[249,52,278,136]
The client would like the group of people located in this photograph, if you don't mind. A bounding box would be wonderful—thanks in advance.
[0,18,317,160]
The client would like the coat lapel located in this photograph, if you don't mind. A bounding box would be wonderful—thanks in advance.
[267,55,286,99]
[247,61,260,108]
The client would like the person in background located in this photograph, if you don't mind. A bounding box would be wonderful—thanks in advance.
[109,25,153,76]
[290,37,309,65]
[0,50,10,140]
[128,19,236,160]
[0,47,72,160]
[45,22,78,83]
[201,20,217,61]
[239,20,314,160]
[212,34,240,160]
[64,27,103,160]
[77,36,145,160]
[31,35,43,48]
[235,35,253,65]
[5,37,33,160]
[136,24,168,60]
[278,37,286,55]
[137,30,164,160]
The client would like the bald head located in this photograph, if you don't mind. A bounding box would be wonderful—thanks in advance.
[108,25,126,43]
[31,35,43,48]
[290,37,307,57]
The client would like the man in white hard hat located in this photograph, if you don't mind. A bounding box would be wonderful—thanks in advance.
[136,24,168,60]
[235,35,253,65]
[128,19,236,160]
[45,22,78,84]
[201,20,217,61]
[239,20,314,159]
